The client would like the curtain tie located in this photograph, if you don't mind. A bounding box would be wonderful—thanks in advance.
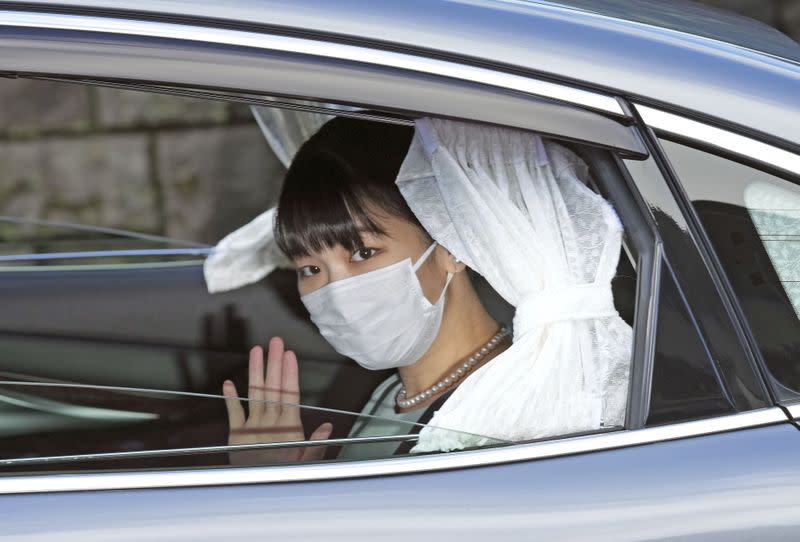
[513,283,617,334]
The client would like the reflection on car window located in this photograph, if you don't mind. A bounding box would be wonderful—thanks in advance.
[0,78,284,267]
[0,77,642,475]
[660,138,800,400]
[0,381,504,473]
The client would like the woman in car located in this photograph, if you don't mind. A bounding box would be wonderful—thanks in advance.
[213,112,632,463]
[221,117,512,463]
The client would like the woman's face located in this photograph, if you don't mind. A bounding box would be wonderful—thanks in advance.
[292,211,449,302]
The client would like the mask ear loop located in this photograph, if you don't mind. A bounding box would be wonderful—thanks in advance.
[411,241,439,272]
[411,241,454,303]
[438,271,454,302]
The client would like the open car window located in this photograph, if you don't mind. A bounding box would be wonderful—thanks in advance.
[0,76,655,475]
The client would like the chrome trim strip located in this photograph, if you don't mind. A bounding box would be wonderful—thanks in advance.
[636,105,800,177]
[0,10,625,117]
[0,248,212,262]
[0,407,785,494]
[0,434,419,467]
[787,403,800,419]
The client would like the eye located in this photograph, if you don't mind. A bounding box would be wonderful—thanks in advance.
[351,247,378,262]
[298,265,321,278]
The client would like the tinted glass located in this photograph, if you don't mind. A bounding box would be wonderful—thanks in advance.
[0,78,282,267]
[0,78,416,468]
[660,138,800,401]
[0,265,389,426]
[623,154,766,418]
[647,264,733,425]
[0,381,501,474]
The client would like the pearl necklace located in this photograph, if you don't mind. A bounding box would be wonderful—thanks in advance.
[396,326,511,410]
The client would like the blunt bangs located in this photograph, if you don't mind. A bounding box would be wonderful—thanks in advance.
[275,150,387,257]
[274,117,417,259]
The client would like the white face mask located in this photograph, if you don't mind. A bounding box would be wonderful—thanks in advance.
[301,242,452,370]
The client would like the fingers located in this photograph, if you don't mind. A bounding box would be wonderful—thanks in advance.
[222,379,245,429]
[243,337,300,424]
[248,346,265,402]
[247,346,265,420]
[309,422,333,440]
[264,336,284,408]
[302,422,333,462]
[281,349,300,401]
[281,349,302,424]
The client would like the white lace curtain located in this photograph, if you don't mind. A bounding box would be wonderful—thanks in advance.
[204,106,331,292]
[745,182,800,318]
[399,118,632,451]
[250,104,336,168]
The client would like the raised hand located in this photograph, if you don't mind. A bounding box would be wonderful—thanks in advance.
[222,336,333,466]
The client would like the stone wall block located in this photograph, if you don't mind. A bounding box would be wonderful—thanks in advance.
[0,142,45,241]
[158,125,284,244]
[97,88,229,128]
[0,135,157,238]
[0,80,90,137]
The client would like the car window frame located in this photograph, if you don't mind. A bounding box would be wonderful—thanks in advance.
[0,9,789,493]
[638,104,800,414]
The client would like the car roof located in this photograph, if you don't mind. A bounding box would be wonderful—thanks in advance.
[5,0,800,149]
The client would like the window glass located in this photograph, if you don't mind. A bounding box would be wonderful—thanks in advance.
[0,381,503,473]
[0,78,283,267]
[0,78,642,473]
[647,265,733,425]
[659,138,800,401]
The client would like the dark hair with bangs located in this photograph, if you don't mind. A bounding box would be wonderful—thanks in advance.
[275,117,425,258]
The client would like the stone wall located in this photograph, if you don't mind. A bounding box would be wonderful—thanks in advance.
[0,79,283,246]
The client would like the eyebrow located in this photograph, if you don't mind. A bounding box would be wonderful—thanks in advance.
[356,227,392,241]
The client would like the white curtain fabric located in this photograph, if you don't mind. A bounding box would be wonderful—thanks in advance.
[250,103,345,168]
[203,105,334,291]
[398,118,632,452]
[745,181,800,318]
[203,207,293,293]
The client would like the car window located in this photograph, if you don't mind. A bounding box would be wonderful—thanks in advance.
[658,138,800,402]
[0,381,506,473]
[618,154,740,425]
[647,265,734,425]
[0,77,645,473]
